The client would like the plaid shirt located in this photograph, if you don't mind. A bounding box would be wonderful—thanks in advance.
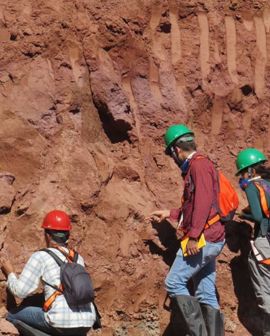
[7,248,96,328]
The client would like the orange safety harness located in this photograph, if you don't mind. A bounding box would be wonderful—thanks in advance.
[254,182,270,218]
[178,214,221,239]
[43,248,76,312]
[261,259,270,265]
[253,182,270,266]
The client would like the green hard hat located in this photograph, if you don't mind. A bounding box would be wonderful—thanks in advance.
[164,124,194,152]
[236,148,267,175]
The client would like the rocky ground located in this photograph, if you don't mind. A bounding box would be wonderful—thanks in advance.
[0,0,270,335]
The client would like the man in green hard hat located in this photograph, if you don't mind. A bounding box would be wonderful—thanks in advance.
[148,124,225,336]
[236,148,270,335]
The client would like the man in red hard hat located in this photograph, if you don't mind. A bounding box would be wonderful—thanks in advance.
[0,210,97,336]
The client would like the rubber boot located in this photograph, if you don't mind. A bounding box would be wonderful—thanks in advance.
[200,304,224,336]
[173,295,207,336]
[170,297,190,336]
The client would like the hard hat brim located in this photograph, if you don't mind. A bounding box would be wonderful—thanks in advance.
[235,159,267,176]
[165,132,194,154]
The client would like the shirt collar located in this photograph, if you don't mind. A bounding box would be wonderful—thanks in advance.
[249,176,261,182]
[187,151,197,160]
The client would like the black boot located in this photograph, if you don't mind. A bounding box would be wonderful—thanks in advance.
[170,297,190,336]
[200,304,224,336]
[172,295,207,336]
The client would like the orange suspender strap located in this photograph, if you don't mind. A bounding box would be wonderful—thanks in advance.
[254,182,270,218]
[43,284,63,312]
[57,246,75,262]
[180,213,220,239]
[260,259,270,265]
[204,214,220,230]
[68,249,75,261]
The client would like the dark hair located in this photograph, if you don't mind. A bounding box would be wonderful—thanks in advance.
[174,138,197,152]
[254,164,270,181]
[45,229,70,246]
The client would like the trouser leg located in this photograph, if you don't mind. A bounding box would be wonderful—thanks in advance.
[248,251,270,335]
[165,241,224,299]
[192,256,224,336]
[165,241,224,335]
[193,255,219,309]
[7,307,53,333]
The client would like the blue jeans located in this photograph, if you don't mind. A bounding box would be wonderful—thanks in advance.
[7,306,90,336]
[165,240,225,309]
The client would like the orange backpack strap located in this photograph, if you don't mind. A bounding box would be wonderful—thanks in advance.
[68,249,75,260]
[260,259,270,265]
[43,284,63,312]
[57,247,78,263]
[204,214,220,229]
[254,182,270,218]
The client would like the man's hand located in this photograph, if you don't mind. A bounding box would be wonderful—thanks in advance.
[186,238,199,256]
[176,227,185,240]
[146,210,170,223]
[0,255,14,279]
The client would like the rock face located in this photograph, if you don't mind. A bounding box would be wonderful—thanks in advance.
[0,173,15,214]
[0,0,269,335]
[0,319,19,335]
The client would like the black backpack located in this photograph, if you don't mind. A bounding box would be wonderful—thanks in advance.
[41,248,95,309]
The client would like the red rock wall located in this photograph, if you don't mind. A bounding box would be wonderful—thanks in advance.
[0,0,270,335]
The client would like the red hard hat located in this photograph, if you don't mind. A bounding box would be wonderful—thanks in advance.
[42,210,72,231]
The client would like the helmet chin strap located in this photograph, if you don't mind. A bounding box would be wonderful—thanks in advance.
[248,167,253,179]
[170,147,184,168]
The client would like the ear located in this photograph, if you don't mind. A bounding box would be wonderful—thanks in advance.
[175,146,181,155]
[247,167,255,178]
[44,231,50,243]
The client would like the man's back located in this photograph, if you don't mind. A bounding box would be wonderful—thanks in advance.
[7,247,96,328]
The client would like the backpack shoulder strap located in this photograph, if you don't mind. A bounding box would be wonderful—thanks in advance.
[40,249,64,267]
[73,251,79,263]
[39,249,64,296]
[58,247,78,263]
[253,181,270,218]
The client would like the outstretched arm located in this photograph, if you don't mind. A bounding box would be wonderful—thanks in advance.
[2,252,44,299]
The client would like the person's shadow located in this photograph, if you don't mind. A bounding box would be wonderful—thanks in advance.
[226,220,263,336]
[144,219,179,267]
